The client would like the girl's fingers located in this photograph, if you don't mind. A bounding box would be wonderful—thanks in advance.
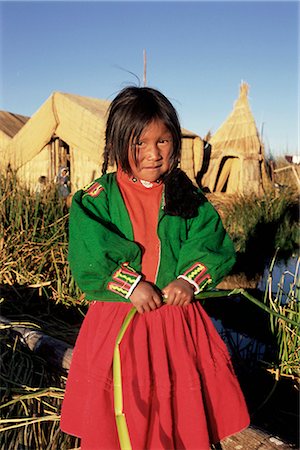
[167,291,192,306]
[162,291,168,302]
[173,295,182,306]
[148,300,158,311]
[169,289,183,305]
[143,303,151,313]
[164,290,177,305]
[137,305,144,314]
[176,297,184,307]
[153,295,162,307]
[167,295,178,305]
[180,298,189,306]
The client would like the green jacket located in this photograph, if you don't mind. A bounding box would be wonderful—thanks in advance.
[68,173,236,302]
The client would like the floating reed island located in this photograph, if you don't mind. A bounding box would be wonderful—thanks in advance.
[0,168,299,449]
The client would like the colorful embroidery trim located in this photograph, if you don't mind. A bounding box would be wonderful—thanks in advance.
[83,182,104,198]
[107,283,129,297]
[183,262,211,286]
[108,263,141,299]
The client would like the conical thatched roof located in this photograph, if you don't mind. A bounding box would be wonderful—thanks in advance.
[200,82,271,195]
[209,82,261,154]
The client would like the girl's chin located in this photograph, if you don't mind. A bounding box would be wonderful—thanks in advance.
[143,179,159,183]
[138,169,168,182]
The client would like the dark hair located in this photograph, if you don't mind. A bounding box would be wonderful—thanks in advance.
[102,86,182,175]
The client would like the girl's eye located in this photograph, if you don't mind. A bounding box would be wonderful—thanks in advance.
[158,139,169,144]
[131,141,143,148]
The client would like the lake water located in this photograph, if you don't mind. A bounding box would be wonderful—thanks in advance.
[209,256,299,364]
[257,255,299,303]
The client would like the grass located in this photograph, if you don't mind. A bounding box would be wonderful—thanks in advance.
[213,187,299,280]
[271,156,300,191]
[262,252,300,380]
[0,323,80,450]
[1,170,84,448]
[1,170,83,306]
[222,188,299,254]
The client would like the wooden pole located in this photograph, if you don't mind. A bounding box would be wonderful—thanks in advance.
[143,49,147,87]
[0,315,74,371]
[274,165,300,188]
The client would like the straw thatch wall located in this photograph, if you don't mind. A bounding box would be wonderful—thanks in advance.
[4,92,203,191]
[180,128,204,182]
[199,82,272,195]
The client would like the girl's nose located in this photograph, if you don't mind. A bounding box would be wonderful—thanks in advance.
[147,144,161,160]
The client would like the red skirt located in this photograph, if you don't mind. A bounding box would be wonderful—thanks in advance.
[60,301,249,449]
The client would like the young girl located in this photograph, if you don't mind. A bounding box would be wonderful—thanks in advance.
[60,86,250,449]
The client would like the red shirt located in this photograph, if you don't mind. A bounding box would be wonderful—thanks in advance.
[116,169,163,283]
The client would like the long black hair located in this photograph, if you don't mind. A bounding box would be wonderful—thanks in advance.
[102,86,182,175]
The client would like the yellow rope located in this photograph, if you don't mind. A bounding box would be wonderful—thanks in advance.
[113,307,137,450]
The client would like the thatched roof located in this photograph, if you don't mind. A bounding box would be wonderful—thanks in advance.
[4,92,110,169]
[181,128,199,138]
[210,82,262,155]
[0,111,29,138]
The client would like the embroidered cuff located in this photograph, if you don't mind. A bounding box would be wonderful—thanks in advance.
[82,181,104,198]
[178,262,212,294]
[107,262,142,299]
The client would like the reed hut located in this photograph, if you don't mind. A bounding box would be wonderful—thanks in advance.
[4,92,203,192]
[3,92,110,191]
[199,82,271,195]
[0,111,29,158]
[180,128,203,182]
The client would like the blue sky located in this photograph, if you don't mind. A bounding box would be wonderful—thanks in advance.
[0,1,298,156]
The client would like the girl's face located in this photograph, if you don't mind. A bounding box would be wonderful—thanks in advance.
[128,119,173,182]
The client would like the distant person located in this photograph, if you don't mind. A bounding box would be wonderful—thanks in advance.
[60,86,249,449]
[35,175,48,194]
[55,167,70,199]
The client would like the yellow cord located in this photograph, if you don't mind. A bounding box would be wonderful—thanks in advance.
[113,307,137,450]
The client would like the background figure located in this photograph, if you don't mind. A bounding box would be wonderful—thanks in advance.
[35,175,48,194]
[56,167,70,199]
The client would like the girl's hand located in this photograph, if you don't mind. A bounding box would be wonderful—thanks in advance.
[162,279,194,307]
[129,281,162,314]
